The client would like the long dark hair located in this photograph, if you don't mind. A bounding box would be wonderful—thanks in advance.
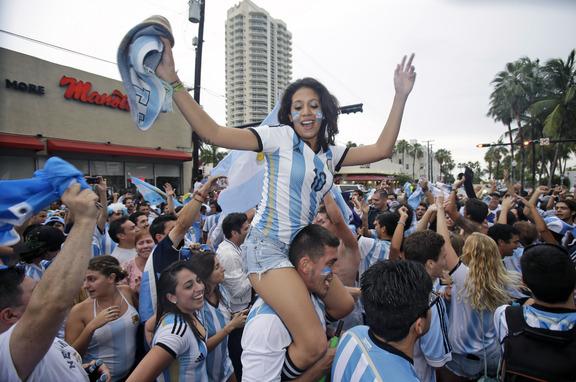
[155,260,204,341]
[278,78,340,151]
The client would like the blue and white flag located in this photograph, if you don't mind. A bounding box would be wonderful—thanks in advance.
[407,185,424,210]
[210,101,281,215]
[0,157,89,245]
[130,176,165,206]
[129,176,181,207]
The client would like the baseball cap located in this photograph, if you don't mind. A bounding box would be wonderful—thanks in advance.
[13,226,66,261]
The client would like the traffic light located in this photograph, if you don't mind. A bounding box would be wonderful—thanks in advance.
[339,104,363,114]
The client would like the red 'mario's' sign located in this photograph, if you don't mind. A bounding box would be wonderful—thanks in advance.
[59,76,130,112]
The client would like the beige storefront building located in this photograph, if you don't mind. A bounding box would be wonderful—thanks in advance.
[0,47,195,193]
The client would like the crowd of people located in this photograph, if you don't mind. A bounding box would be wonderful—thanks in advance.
[1,34,575,382]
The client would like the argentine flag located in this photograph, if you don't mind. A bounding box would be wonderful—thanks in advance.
[0,157,90,245]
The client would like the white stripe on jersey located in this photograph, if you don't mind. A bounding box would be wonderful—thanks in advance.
[250,125,347,244]
[357,237,391,278]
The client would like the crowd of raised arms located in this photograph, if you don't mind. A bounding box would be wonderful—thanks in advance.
[1,41,575,382]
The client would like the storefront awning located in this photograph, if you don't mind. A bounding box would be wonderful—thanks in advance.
[338,174,386,182]
[0,133,44,150]
[47,139,192,161]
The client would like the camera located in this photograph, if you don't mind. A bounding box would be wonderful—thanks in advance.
[85,176,100,184]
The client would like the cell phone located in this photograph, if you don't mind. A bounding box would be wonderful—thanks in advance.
[85,176,100,184]
[210,177,228,192]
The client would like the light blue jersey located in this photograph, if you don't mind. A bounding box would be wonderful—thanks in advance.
[357,236,391,279]
[332,325,420,382]
[495,303,576,346]
[199,287,234,382]
[414,297,452,382]
[249,125,348,244]
[84,293,139,380]
[503,246,524,273]
[24,262,45,281]
[184,220,203,247]
[152,313,208,382]
[448,262,499,357]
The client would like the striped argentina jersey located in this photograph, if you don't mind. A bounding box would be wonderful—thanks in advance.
[414,294,452,382]
[199,287,234,382]
[249,125,348,244]
[332,325,420,382]
[448,262,499,356]
[494,303,576,347]
[152,313,208,382]
[357,236,391,278]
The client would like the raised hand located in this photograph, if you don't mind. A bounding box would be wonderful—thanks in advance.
[394,53,416,97]
[61,183,99,221]
[91,306,121,330]
[156,37,179,83]
[164,183,175,197]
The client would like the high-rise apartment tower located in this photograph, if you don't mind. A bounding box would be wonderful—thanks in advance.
[225,0,292,126]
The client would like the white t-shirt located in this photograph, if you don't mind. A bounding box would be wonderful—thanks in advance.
[249,124,348,244]
[110,246,136,265]
[241,294,326,382]
[0,324,88,382]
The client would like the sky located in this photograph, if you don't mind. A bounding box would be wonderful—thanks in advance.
[1,0,575,169]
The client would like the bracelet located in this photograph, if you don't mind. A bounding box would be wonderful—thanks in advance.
[170,80,185,93]
[193,196,204,203]
[397,221,406,226]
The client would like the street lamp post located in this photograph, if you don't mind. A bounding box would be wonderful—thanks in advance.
[189,0,205,181]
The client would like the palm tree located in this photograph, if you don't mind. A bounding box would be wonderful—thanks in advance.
[488,57,543,184]
[395,139,411,168]
[434,148,453,182]
[200,144,227,167]
[530,49,576,185]
[411,143,424,179]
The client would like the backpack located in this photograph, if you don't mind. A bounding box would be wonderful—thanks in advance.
[500,305,576,382]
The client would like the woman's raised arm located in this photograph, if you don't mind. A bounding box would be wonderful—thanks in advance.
[156,38,260,152]
[342,54,416,166]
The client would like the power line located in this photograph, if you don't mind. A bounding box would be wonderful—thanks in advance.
[0,29,117,66]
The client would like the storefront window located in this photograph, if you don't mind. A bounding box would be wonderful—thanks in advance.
[154,163,181,192]
[67,159,89,175]
[0,156,35,179]
[91,161,124,191]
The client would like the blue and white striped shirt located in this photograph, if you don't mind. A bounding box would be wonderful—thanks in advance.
[152,313,208,382]
[357,236,391,279]
[249,125,348,244]
[199,287,234,382]
[332,325,420,381]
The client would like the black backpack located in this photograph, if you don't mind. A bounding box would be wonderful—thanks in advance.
[500,305,576,382]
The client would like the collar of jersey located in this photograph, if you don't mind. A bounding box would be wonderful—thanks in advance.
[368,328,414,365]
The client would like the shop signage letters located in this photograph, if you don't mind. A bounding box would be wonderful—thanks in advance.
[59,75,129,112]
[5,78,45,95]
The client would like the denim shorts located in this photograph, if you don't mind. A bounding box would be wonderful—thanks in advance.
[241,226,293,276]
[446,347,501,379]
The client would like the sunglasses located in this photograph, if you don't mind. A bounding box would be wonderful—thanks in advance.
[413,291,440,324]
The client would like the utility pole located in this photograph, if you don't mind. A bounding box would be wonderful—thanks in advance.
[423,140,434,180]
[189,0,205,181]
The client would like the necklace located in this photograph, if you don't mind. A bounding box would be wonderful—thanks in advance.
[95,288,122,312]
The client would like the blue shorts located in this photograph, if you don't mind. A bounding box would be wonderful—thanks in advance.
[241,226,293,275]
[446,347,500,379]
